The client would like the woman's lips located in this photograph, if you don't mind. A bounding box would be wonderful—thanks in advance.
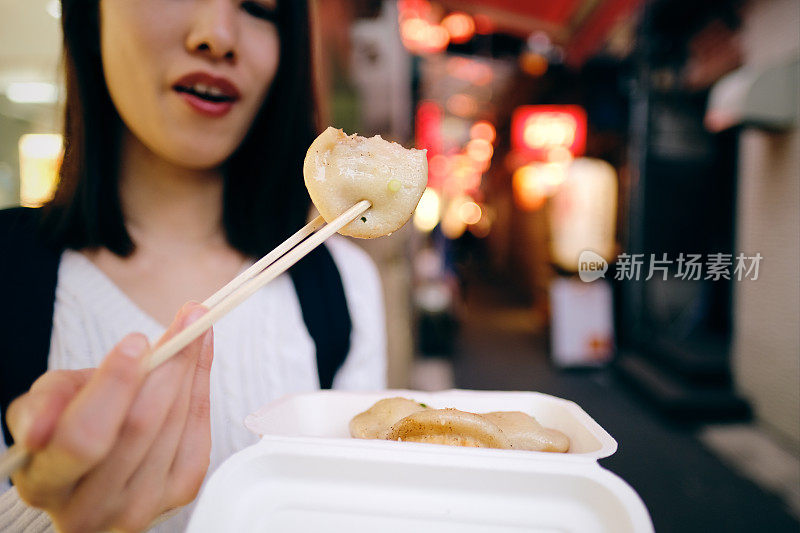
[176,90,235,117]
[172,71,241,118]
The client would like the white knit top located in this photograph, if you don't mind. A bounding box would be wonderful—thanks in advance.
[0,236,387,532]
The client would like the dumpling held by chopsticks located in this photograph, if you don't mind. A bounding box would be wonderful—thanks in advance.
[303,127,428,239]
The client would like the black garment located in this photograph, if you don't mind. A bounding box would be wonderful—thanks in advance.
[0,207,352,445]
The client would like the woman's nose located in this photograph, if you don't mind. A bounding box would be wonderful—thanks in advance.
[186,0,238,62]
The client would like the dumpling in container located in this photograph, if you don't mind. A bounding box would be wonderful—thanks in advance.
[482,411,570,453]
[349,397,429,439]
[382,409,513,450]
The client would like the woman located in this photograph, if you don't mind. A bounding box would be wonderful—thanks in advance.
[0,0,386,531]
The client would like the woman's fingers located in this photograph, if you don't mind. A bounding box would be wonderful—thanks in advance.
[63,352,197,533]
[100,307,212,532]
[58,303,210,529]
[118,299,208,469]
[12,300,215,532]
[6,369,94,450]
[114,330,212,531]
[153,302,208,352]
[75,304,208,491]
[13,333,148,508]
[46,334,149,471]
[136,328,210,481]
[166,327,214,507]
[123,310,212,511]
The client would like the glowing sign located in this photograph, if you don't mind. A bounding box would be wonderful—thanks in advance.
[511,105,587,159]
[548,158,618,271]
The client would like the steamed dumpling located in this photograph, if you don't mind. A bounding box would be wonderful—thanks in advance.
[382,409,513,450]
[349,397,429,439]
[482,411,570,452]
[304,127,428,239]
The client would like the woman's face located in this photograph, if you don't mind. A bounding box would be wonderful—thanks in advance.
[100,0,280,169]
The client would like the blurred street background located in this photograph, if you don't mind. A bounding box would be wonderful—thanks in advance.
[1,0,798,531]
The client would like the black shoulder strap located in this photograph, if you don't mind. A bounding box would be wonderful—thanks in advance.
[0,208,61,446]
[0,208,353,445]
[289,244,353,389]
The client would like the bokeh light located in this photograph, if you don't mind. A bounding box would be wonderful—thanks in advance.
[470,121,496,143]
[19,134,62,207]
[458,200,482,225]
[512,164,548,211]
[441,12,475,44]
[520,51,548,76]
[413,187,441,232]
[446,93,478,117]
[400,18,449,55]
[466,138,493,162]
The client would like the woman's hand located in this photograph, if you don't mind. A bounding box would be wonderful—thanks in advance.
[5,302,214,533]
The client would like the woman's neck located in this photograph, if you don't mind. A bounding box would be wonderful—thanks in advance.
[119,130,227,250]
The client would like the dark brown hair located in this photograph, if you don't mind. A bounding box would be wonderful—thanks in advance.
[43,0,318,257]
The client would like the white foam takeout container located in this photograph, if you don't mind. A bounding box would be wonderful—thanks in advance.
[188,389,654,533]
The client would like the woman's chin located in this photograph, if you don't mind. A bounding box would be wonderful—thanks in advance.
[174,153,228,170]
[160,141,236,170]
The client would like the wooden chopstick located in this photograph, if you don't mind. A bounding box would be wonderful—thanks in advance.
[146,199,369,370]
[0,200,371,480]
[203,215,325,308]
[0,442,27,480]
